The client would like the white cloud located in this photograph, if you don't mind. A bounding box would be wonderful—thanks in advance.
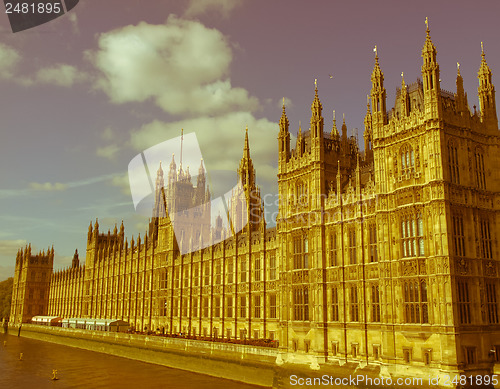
[90,16,259,115]
[96,144,120,160]
[110,173,131,196]
[35,64,86,87]
[184,0,244,17]
[101,127,114,141]
[0,43,21,79]
[68,12,79,34]
[29,182,67,191]
[0,239,27,256]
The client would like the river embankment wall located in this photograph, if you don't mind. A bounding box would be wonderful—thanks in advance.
[10,324,278,387]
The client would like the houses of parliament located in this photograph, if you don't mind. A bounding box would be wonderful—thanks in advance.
[10,25,500,380]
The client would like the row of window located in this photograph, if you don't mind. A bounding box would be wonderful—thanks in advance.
[159,294,278,319]
[163,253,278,289]
[457,281,498,324]
[293,215,493,269]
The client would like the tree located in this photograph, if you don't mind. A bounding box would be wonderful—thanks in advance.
[0,278,13,321]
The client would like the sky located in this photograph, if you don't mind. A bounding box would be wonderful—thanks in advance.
[0,0,499,280]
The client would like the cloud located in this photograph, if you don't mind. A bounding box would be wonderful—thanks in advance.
[29,182,67,191]
[0,239,27,256]
[35,64,87,87]
[100,127,114,141]
[68,12,79,34]
[0,43,21,79]
[89,16,259,116]
[96,144,120,160]
[0,265,14,281]
[110,173,131,196]
[184,0,244,18]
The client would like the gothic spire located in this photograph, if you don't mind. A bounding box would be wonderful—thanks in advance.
[238,127,255,188]
[331,110,339,138]
[478,42,498,130]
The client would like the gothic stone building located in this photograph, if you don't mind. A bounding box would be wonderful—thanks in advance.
[10,27,500,380]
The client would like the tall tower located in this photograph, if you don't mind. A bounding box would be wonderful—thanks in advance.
[10,245,53,324]
[478,42,498,132]
[231,127,263,234]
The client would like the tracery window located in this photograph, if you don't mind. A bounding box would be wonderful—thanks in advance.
[254,257,261,281]
[159,271,168,289]
[369,224,378,262]
[400,146,415,175]
[403,280,428,323]
[475,149,486,190]
[269,252,277,280]
[240,258,247,282]
[448,142,460,184]
[350,286,359,322]
[193,263,199,287]
[480,218,493,259]
[296,179,308,205]
[457,280,471,324]
[253,295,261,318]
[401,213,424,257]
[348,229,356,264]
[293,234,309,269]
[203,262,210,285]
[226,296,233,318]
[293,286,309,321]
[269,293,277,319]
[239,295,247,318]
[214,297,221,318]
[452,213,465,257]
[331,287,339,321]
[486,283,498,324]
[227,260,234,284]
[329,232,338,266]
[372,284,381,322]
[215,260,221,285]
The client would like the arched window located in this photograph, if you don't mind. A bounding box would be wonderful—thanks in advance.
[448,142,460,184]
[296,179,308,205]
[401,213,424,257]
[293,234,309,269]
[403,280,428,323]
[475,148,486,189]
[400,145,415,176]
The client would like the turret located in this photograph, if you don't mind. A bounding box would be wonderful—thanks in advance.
[341,115,348,146]
[197,158,205,189]
[363,98,373,159]
[400,72,409,117]
[238,127,256,189]
[310,79,324,139]
[72,249,79,268]
[310,79,324,161]
[168,153,177,187]
[456,62,468,115]
[421,18,442,119]
[331,110,339,139]
[370,45,387,135]
[278,98,290,168]
[478,42,498,131]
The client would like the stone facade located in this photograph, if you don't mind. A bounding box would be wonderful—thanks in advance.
[11,27,500,380]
